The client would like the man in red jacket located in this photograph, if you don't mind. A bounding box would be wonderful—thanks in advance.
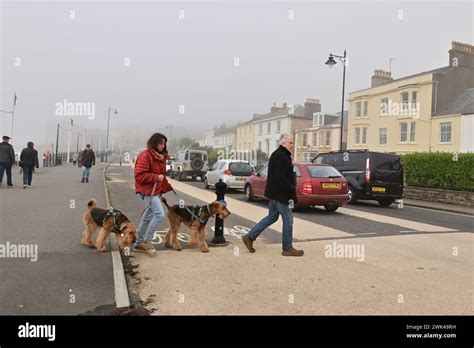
[134,133,173,254]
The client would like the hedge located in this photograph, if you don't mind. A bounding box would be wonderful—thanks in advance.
[402,152,474,192]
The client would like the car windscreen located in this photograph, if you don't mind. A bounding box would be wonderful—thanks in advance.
[229,162,254,176]
[370,153,402,171]
[306,165,343,178]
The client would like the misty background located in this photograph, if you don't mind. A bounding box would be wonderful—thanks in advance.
[0,0,472,154]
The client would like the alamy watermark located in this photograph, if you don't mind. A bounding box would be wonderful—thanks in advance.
[55,99,95,119]
[0,241,38,262]
[324,241,365,262]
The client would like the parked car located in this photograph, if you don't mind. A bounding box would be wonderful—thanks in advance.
[204,159,255,190]
[312,150,403,206]
[170,150,208,181]
[244,162,348,212]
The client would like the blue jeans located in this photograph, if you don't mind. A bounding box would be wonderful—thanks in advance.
[248,199,294,250]
[82,166,90,179]
[135,194,165,247]
[22,166,34,185]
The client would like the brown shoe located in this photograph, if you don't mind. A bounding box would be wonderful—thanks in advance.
[242,234,255,253]
[282,247,304,257]
[134,242,156,255]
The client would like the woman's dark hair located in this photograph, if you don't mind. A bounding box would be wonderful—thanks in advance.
[147,133,168,155]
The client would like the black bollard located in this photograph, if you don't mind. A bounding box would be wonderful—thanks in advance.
[209,179,229,246]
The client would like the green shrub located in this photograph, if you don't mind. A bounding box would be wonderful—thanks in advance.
[402,152,474,192]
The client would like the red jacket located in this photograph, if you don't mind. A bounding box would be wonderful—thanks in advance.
[134,148,173,196]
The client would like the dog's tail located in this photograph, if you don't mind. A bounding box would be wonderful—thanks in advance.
[161,197,171,210]
[87,199,97,209]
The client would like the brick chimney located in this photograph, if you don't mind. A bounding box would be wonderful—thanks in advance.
[371,69,394,87]
[304,98,321,117]
[449,41,474,68]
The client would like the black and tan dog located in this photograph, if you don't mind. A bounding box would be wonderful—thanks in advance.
[161,197,230,253]
[81,199,137,252]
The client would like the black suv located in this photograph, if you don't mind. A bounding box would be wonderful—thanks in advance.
[312,150,403,206]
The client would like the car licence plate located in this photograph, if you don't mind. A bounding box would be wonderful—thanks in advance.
[372,187,386,192]
[236,177,245,181]
[322,183,340,189]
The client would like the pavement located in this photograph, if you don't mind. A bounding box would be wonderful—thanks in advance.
[105,163,473,315]
[402,198,474,216]
[0,163,116,315]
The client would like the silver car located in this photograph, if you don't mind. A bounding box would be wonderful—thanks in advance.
[204,159,255,190]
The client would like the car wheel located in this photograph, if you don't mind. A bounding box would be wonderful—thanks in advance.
[347,186,357,204]
[204,178,209,189]
[177,170,183,181]
[192,175,197,181]
[378,198,395,207]
[200,175,205,182]
[245,184,254,202]
[324,204,339,212]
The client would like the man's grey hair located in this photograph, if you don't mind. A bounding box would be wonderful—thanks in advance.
[279,134,293,145]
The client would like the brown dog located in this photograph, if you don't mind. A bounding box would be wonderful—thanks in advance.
[81,199,137,252]
[161,197,230,253]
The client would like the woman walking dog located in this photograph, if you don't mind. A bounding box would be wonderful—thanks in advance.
[133,133,173,255]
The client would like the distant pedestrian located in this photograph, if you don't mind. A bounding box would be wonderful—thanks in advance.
[242,134,304,257]
[72,153,78,166]
[0,135,15,187]
[19,141,39,189]
[79,144,95,183]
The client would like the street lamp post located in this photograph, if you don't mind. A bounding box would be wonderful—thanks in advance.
[326,50,347,150]
[105,106,118,162]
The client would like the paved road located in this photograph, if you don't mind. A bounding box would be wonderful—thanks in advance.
[0,163,115,315]
[105,164,473,315]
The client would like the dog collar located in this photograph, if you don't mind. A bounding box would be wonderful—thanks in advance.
[205,204,214,218]
[104,207,122,233]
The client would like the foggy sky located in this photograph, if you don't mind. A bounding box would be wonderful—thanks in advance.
[1,0,472,150]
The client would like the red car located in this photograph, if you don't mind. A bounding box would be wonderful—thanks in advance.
[244,162,349,212]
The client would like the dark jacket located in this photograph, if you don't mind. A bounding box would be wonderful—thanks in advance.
[0,141,15,164]
[20,146,39,168]
[264,145,297,204]
[79,149,95,168]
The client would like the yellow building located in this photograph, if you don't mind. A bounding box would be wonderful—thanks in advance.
[236,119,256,154]
[347,41,474,154]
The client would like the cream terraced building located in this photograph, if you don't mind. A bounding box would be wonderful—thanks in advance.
[347,41,474,154]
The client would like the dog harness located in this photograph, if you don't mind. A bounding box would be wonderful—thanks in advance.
[185,205,210,225]
[103,207,124,233]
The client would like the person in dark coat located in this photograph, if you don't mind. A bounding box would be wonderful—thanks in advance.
[19,141,39,188]
[0,135,15,187]
[242,134,304,257]
[79,144,95,183]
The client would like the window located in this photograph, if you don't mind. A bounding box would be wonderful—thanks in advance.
[379,128,387,145]
[354,127,361,144]
[440,122,452,143]
[401,92,409,114]
[297,134,303,148]
[363,101,368,116]
[267,122,271,134]
[320,130,330,147]
[380,97,389,116]
[306,165,343,178]
[303,133,307,147]
[411,91,418,113]
[356,102,361,117]
[265,139,270,154]
[312,131,318,147]
[303,152,309,162]
[362,127,367,144]
[258,124,262,135]
[260,166,268,176]
[218,161,226,170]
[293,165,301,177]
[276,120,281,133]
[275,140,279,149]
[400,122,408,142]
[258,141,262,151]
[410,122,416,142]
